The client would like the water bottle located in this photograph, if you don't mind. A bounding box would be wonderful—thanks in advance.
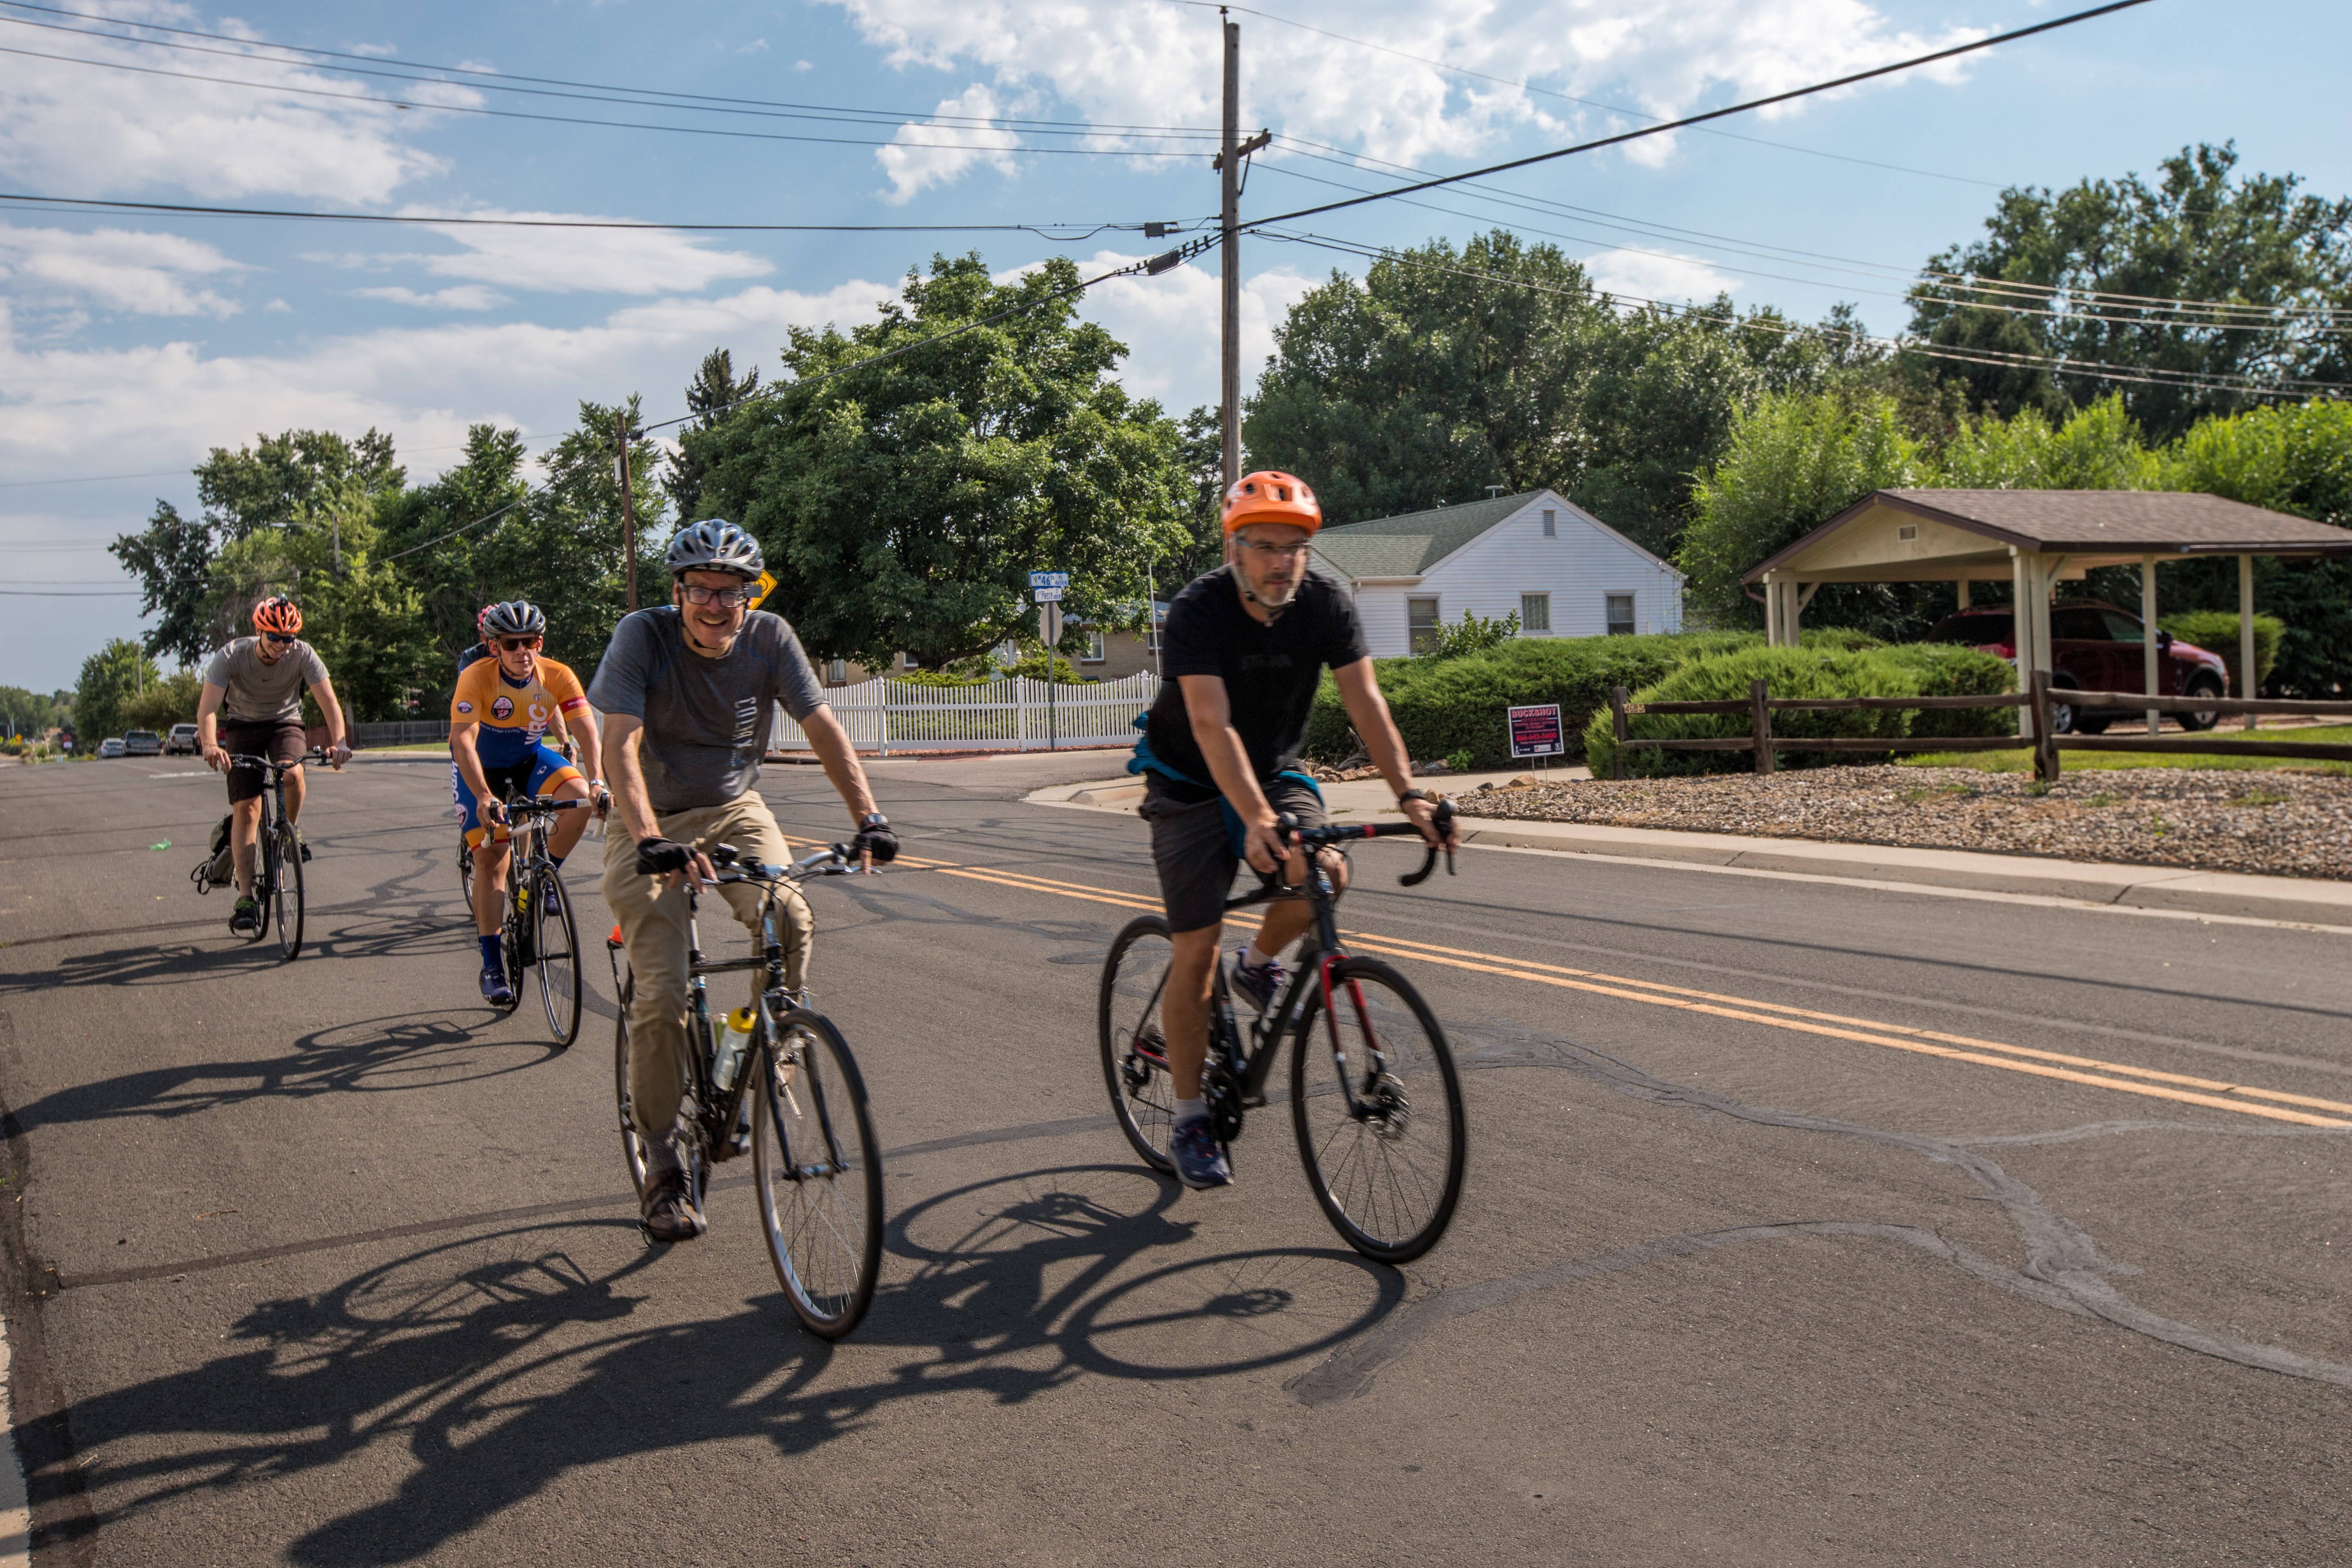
[712,1007,755,1093]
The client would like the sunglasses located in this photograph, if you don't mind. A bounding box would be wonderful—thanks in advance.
[679,583,757,607]
[262,632,297,645]
[497,636,542,652]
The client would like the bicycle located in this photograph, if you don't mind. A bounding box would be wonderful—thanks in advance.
[606,841,884,1338]
[484,794,586,1047]
[204,749,322,962]
[1098,799,1467,1264]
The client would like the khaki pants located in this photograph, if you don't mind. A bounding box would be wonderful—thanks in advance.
[602,792,813,1140]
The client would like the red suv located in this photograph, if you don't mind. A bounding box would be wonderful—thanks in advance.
[1925,599,2231,734]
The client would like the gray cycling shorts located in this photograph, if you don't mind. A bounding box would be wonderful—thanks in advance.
[1140,775,1331,935]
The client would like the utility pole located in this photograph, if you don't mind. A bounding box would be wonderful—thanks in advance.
[1218,10,1240,492]
[614,413,639,612]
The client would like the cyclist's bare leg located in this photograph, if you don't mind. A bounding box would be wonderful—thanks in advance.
[1242,844,1346,961]
[546,774,594,860]
[1163,925,1222,1100]
[230,796,264,895]
[281,763,305,827]
[470,836,510,935]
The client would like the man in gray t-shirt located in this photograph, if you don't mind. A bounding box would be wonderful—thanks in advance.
[196,595,352,937]
[593,519,895,1244]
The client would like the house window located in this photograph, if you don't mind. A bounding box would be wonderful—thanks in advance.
[1541,508,1557,538]
[1407,596,1441,655]
[1520,593,1551,634]
[1081,628,1106,663]
[1605,594,1636,636]
[825,658,847,685]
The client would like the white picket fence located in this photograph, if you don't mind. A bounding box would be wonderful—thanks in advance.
[770,671,1160,754]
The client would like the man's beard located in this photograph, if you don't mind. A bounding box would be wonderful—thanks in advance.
[1242,568,1301,612]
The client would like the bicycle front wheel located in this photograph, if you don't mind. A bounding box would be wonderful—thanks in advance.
[533,868,581,1047]
[1098,916,1177,1174]
[1290,956,1466,1264]
[273,820,305,961]
[755,1011,882,1338]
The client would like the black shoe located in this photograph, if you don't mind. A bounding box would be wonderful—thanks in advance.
[229,897,260,936]
[639,1168,706,1244]
[299,839,313,863]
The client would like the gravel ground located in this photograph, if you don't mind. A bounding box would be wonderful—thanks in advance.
[1453,765,2352,880]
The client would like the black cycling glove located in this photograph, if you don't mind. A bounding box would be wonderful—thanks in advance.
[850,816,899,866]
[634,836,695,875]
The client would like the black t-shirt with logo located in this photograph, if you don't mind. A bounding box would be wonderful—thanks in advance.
[1142,564,1369,804]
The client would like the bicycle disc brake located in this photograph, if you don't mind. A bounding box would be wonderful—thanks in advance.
[1361,1070,1410,1139]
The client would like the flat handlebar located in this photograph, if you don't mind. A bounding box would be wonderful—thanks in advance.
[703,841,858,884]
[223,748,327,773]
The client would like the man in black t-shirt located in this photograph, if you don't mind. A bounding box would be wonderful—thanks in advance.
[1133,469,1452,1190]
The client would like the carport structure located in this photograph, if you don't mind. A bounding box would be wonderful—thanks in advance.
[1745,490,2352,736]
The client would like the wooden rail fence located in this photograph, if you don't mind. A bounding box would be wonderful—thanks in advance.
[1606,672,2352,783]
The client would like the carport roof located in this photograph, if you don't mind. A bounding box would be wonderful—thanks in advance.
[1744,489,2352,584]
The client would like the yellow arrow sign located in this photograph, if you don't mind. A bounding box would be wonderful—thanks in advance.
[750,569,777,612]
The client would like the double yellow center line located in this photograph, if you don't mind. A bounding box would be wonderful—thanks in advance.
[818,847,2352,1130]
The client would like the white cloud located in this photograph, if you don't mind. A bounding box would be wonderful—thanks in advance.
[398,209,776,295]
[0,223,242,317]
[822,0,1984,185]
[735,38,771,55]
[794,59,814,72]
[348,42,400,58]
[0,20,465,202]
[352,284,509,311]
[876,85,1025,204]
[1582,247,1739,305]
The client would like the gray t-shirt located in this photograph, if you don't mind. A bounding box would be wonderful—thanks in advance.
[589,606,827,814]
[203,637,330,724]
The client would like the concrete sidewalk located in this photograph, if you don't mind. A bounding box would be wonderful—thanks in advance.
[1028,773,2352,929]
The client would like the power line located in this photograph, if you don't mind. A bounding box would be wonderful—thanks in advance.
[0,588,139,596]
[1247,0,2159,231]
[0,41,1216,159]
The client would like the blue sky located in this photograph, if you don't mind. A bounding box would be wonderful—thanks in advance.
[2,0,2345,694]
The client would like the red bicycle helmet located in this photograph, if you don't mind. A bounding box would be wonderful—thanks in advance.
[252,596,303,636]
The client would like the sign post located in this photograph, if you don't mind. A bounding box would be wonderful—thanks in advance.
[1506,703,1565,771]
[1031,571,1069,752]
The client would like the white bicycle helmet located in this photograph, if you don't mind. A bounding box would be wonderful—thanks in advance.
[666,519,764,580]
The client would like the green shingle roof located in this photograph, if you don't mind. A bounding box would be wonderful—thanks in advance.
[1309,491,1542,580]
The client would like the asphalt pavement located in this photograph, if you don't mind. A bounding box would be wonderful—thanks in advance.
[1,750,2348,1565]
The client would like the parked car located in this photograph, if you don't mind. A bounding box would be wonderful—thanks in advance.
[123,729,163,757]
[165,723,199,755]
[1926,599,2231,734]
[97,736,127,758]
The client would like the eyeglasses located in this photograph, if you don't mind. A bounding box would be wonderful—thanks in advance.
[679,583,757,607]
[261,632,297,645]
[497,636,542,651]
[1239,541,1313,560]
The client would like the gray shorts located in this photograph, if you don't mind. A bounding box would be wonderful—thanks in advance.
[1141,775,1331,934]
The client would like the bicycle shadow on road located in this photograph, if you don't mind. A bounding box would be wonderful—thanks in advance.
[48,1166,1402,1563]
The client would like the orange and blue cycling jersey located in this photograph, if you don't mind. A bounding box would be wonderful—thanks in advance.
[451,656,588,847]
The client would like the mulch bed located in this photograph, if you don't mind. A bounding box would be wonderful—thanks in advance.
[1452,766,2352,881]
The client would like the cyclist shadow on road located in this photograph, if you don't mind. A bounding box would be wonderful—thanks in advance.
[53,1165,1402,1564]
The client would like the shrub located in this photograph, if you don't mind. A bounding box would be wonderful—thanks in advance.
[1420,608,1521,660]
[2156,611,2283,698]
[1580,644,2016,777]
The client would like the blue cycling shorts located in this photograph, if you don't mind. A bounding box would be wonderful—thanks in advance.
[451,742,581,849]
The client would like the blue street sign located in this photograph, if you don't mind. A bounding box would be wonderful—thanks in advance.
[1028,570,1070,590]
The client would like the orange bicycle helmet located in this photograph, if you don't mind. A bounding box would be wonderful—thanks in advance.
[1221,470,1321,535]
[252,595,303,636]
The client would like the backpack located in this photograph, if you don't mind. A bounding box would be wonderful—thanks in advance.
[191,814,235,892]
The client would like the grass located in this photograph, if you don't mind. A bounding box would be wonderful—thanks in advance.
[1902,723,2352,776]
[372,741,454,753]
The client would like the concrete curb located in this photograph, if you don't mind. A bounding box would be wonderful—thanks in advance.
[1025,778,2352,927]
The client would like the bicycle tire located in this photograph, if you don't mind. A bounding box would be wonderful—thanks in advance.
[534,868,581,1048]
[755,1010,883,1338]
[458,836,475,908]
[1098,915,1178,1174]
[273,820,304,961]
[1290,955,1466,1264]
[612,971,704,1206]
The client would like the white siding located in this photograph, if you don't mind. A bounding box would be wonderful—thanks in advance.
[1340,492,1683,656]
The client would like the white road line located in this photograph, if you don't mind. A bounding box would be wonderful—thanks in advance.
[0,1316,31,1568]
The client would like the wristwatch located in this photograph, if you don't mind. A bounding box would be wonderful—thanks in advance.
[1397,787,1436,806]
[860,812,889,830]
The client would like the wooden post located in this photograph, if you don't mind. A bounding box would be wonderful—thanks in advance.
[1750,678,1774,775]
[2030,669,2060,783]
[1609,685,1629,781]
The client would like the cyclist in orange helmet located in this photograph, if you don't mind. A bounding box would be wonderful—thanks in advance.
[1128,471,1453,1189]
[196,596,352,936]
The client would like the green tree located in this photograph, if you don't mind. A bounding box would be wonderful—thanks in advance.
[665,348,761,523]
[689,253,1186,669]
[0,684,61,739]
[1907,143,2352,442]
[503,397,667,675]
[1166,404,1227,583]
[372,424,538,683]
[73,639,160,742]
[120,669,205,732]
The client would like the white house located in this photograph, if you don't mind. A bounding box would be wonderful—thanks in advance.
[1309,489,1685,656]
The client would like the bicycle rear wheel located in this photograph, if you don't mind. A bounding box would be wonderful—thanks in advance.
[273,819,305,961]
[755,1010,882,1338]
[458,836,475,908]
[1098,916,1177,1174]
[1290,956,1466,1264]
[533,868,581,1047]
